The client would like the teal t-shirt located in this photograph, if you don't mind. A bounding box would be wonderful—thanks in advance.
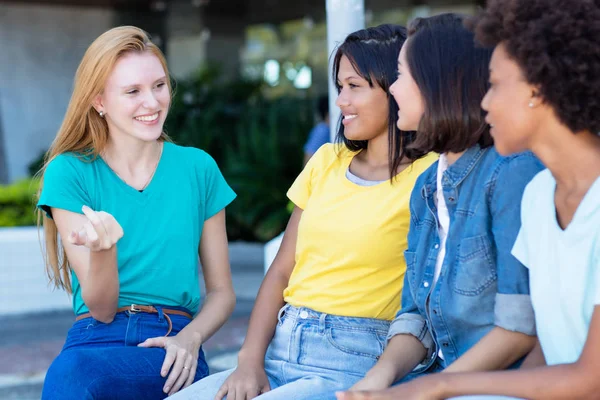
[37,142,236,315]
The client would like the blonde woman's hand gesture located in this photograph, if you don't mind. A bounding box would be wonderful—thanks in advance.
[68,205,124,252]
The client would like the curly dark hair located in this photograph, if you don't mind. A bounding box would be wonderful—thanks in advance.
[469,0,600,134]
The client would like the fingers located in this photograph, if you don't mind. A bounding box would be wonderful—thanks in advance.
[262,381,271,394]
[168,353,192,395]
[163,348,186,394]
[68,229,87,246]
[183,358,197,389]
[137,337,166,348]
[246,388,260,400]
[336,391,370,400]
[214,383,230,400]
[161,344,177,378]
[77,206,123,251]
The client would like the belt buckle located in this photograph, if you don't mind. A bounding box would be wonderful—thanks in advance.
[130,304,141,313]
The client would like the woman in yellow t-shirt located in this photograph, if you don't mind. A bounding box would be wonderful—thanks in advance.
[171,24,437,400]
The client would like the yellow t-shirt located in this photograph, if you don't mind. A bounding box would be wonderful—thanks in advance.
[284,144,437,320]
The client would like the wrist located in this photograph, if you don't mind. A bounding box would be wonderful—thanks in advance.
[237,348,265,368]
[428,374,450,398]
[364,365,396,388]
[176,329,203,346]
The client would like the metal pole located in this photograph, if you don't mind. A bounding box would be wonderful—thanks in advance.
[0,91,8,183]
[326,0,365,142]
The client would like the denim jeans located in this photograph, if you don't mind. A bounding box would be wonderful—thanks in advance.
[170,304,390,400]
[42,306,208,400]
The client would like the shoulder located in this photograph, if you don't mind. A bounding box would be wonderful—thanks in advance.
[44,152,94,178]
[522,169,553,203]
[165,142,218,169]
[487,149,544,181]
[310,143,354,170]
[408,153,439,177]
[414,156,439,188]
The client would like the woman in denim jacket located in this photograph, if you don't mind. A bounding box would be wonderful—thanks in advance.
[338,13,544,400]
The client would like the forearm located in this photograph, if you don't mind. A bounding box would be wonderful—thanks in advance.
[237,269,289,367]
[82,246,119,322]
[364,334,427,387]
[444,327,535,373]
[179,287,236,344]
[436,363,596,400]
[520,339,546,369]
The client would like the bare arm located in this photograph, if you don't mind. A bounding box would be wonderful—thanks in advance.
[179,209,236,346]
[430,307,600,400]
[52,207,120,323]
[352,334,427,390]
[519,338,546,369]
[213,207,302,400]
[141,209,237,396]
[444,327,536,373]
[237,206,302,365]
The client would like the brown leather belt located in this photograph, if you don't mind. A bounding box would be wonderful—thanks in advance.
[75,304,193,336]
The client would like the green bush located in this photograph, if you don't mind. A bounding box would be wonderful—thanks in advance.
[166,66,314,242]
[0,178,40,227]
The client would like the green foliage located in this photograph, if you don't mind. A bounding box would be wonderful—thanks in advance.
[0,178,40,227]
[166,66,313,242]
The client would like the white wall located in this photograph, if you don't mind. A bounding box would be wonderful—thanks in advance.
[0,3,114,182]
[0,227,71,316]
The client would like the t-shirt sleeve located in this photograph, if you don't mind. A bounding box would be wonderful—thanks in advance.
[511,180,535,269]
[287,144,329,210]
[37,155,91,219]
[202,152,237,221]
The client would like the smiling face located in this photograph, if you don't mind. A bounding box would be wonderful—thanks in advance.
[481,43,540,155]
[94,51,170,143]
[335,55,389,142]
[389,41,425,132]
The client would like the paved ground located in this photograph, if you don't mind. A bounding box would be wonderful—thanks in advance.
[0,242,265,399]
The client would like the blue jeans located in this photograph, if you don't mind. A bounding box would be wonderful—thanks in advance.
[170,304,390,400]
[42,306,208,400]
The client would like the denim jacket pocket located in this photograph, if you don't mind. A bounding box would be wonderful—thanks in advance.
[326,327,386,360]
[451,235,497,296]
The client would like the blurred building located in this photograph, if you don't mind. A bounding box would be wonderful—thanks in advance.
[0,0,484,183]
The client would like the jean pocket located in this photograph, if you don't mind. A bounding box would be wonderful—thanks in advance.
[451,235,497,296]
[326,327,386,360]
[277,304,290,326]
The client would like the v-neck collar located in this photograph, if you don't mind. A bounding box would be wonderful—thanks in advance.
[98,142,169,203]
[550,174,600,234]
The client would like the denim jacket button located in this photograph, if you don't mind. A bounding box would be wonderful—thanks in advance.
[424,282,430,288]
[434,244,439,249]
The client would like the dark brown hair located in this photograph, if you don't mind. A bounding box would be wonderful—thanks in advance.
[406,13,493,154]
[469,0,600,134]
[332,24,427,180]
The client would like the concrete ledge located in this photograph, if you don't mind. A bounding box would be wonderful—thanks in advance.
[0,227,71,317]
[0,227,265,317]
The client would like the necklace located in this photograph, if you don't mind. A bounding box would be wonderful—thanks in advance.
[102,142,163,191]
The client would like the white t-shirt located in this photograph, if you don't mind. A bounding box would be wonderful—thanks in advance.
[434,154,450,285]
[433,154,450,360]
[512,169,600,365]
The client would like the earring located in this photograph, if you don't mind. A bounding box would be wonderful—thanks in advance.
[99,111,105,118]
[528,102,534,108]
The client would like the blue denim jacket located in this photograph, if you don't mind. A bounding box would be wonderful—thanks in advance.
[388,145,544,370]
